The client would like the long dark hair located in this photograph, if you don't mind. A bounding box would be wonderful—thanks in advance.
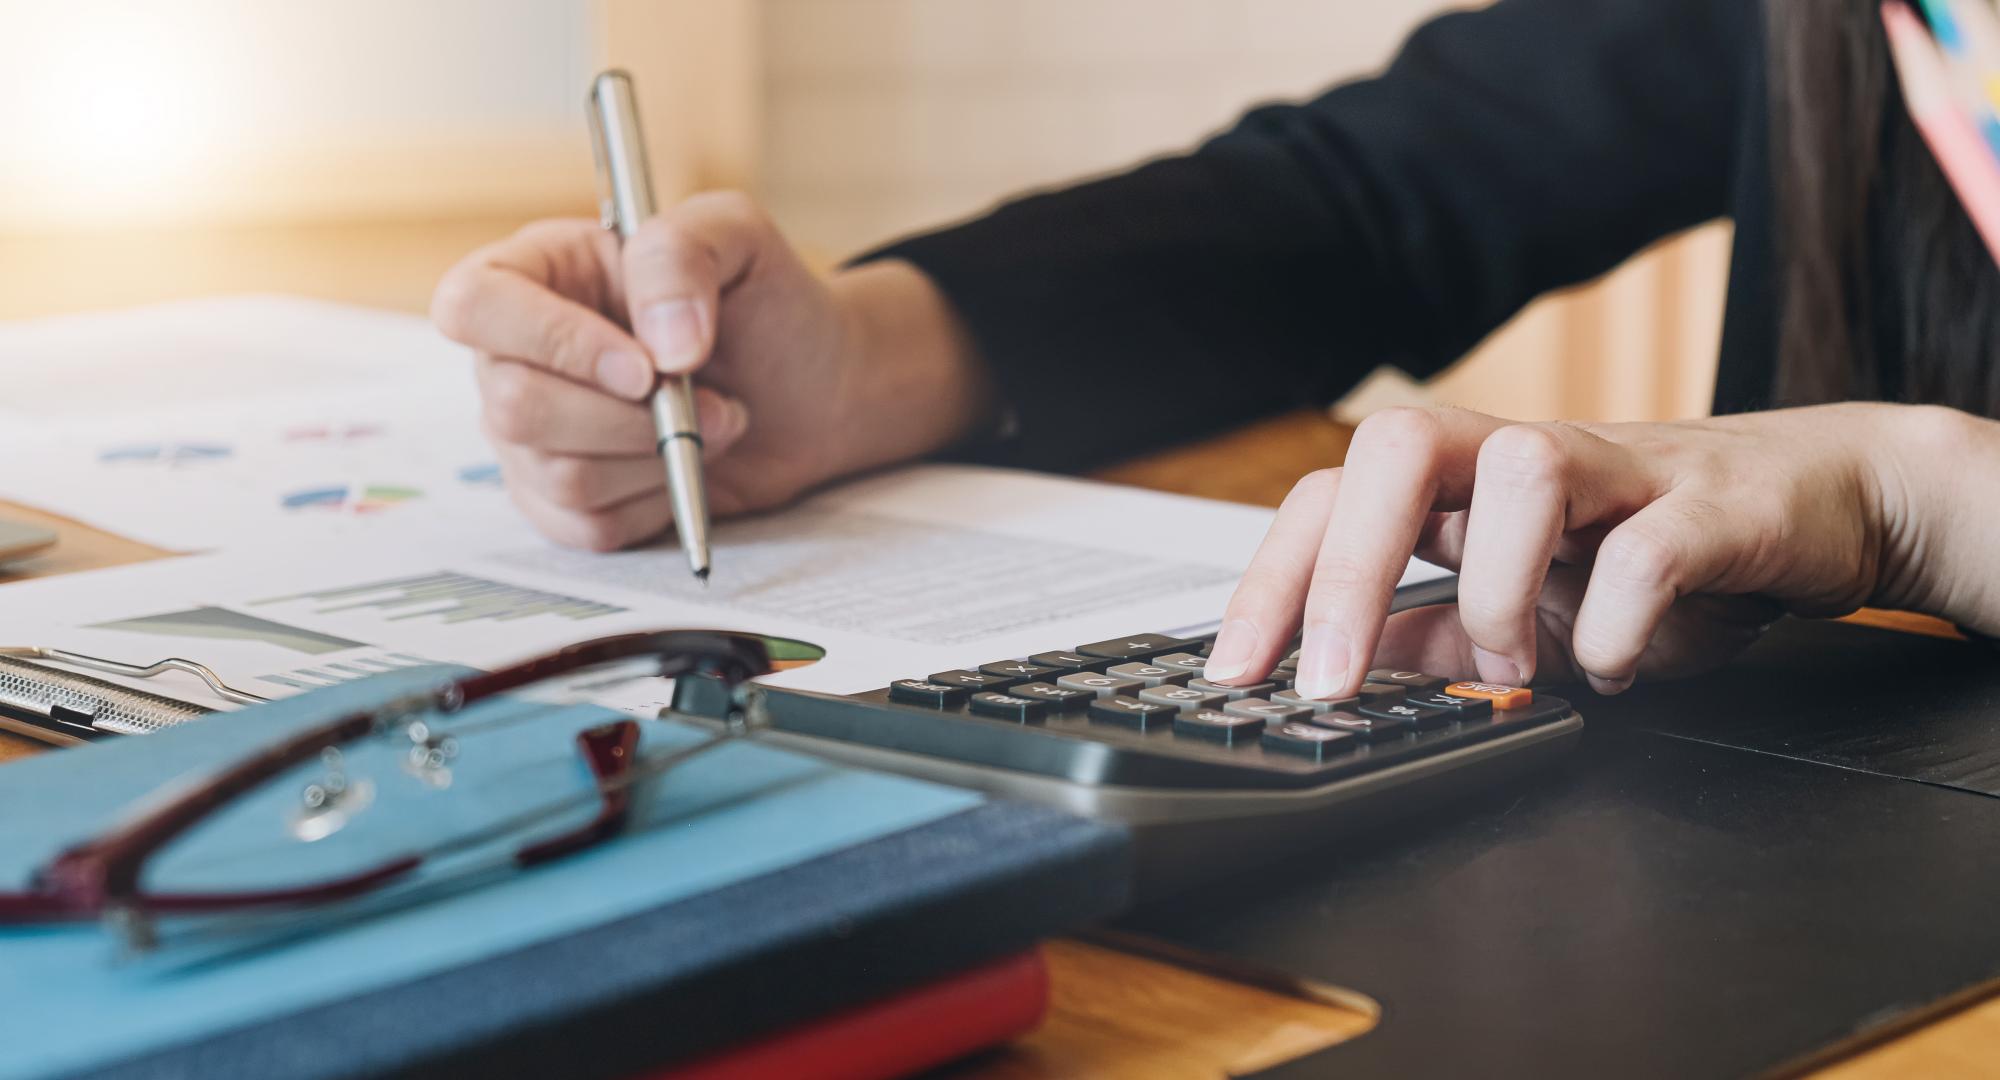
[1769,0,2000,413]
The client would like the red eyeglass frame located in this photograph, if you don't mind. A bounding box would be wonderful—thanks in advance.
[0,629,772,937]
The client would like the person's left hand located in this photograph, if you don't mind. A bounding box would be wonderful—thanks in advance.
[1201,402,1947,698]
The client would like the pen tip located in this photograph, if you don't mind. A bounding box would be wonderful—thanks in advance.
[695,567,710,588]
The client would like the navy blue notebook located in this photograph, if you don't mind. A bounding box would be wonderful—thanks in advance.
[0,669,1130,1079]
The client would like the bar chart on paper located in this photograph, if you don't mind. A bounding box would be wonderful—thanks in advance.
[253,571,629,625]
[280,484,424,514]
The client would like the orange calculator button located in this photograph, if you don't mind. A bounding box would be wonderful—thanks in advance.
[1443,681,1534,710]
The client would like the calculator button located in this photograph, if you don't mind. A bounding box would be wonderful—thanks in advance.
[980,660,1059,682]
[1076,634,1191,660]
[1057,671,1147,698]
[1366,669,1448,694]
[1407,691,1493,721]
[1444,682,1534,709]
[929,669,1019,692]
[1316,710,1414,742]
[1107,662,1192,687]
[1186,678,1277,700]
[1008,681,1093,712]
[1357,681,1407,705]
[968,691,1051,723]
[1269,688,1354,713]
[1138,684,1230,713]
[1358,698,1453,730]
[1174,709,1264,745]
[1223,698,1314,724]
[1088,695,1178,731]
[888,679,972,708]
[1262,722,1357,760]
[1151,652,1211,673]
[1031,651,1104,672]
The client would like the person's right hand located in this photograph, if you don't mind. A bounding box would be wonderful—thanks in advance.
[431,192,993,550]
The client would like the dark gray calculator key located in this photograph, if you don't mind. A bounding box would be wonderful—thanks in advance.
[929,669,1019,692]
[1186,678,1277,701]
[1008,681,1093,712]
[1407,691,1493,721]
[1031,651,1104,672]
[1269,688,1354,713]
[1150,651,1211,674]
[888,679,972,708]
[1056,671,1146,698]
[1138,684,1230,713]
[1107,662,1191,687]
[1316,710,1414,742]
[1223,698,1314,724]
[1358,698,1453,730]
[1357,681,1406,705]
[1087,695,1178,731]
[1366,669,1449,694]
[1174,709,1265,745]
[979,660,1060,682]
[1262,721,1358,760]
[1076,634,1191,661]
[968,691,1051,723]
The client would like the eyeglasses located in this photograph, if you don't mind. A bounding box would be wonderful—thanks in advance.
[0,629,783,953]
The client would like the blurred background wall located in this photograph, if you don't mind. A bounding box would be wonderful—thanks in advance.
[0,0,1725,425]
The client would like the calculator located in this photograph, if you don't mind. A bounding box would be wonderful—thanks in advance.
[721,578,1584,897]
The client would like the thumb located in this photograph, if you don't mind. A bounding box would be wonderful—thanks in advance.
[622,192,769,374]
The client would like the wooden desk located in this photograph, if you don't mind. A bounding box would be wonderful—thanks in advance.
[0,220,1989,1078]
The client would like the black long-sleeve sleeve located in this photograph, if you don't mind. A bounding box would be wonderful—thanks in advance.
[865,0,1755,472]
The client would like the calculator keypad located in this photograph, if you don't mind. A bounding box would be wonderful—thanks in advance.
[872,631,1572,783]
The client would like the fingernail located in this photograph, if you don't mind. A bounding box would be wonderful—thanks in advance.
[1587,673,1633,696]
[595,349,655,398]
[1471,646,1522,686]
[1294,621,1350,700]
[1202,619,1261,683]
[638,299,706,371]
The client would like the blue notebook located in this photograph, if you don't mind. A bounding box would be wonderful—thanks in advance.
[0,669,1130,1079]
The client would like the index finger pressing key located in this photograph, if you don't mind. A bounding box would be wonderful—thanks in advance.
[1293,408,1509,700]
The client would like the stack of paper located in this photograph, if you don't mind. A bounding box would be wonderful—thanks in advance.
[0,295,1445,717]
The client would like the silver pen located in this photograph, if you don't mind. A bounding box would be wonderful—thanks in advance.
[588,69,712,583]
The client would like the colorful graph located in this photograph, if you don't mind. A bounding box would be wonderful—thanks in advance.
[280,484,423,514]
[99,442,233,466]
[91,605,364,655]
[457,463,504,488]
[254,570,627,624]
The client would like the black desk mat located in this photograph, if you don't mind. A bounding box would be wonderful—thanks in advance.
[1118,620,2000,1078]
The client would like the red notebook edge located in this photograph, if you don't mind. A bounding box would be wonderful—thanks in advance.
[653,948,1050,1080]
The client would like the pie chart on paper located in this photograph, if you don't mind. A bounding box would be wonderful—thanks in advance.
[280,484,423,514]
